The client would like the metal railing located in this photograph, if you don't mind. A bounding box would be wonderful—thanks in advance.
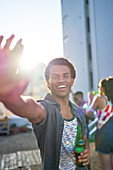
[88,117,98,142]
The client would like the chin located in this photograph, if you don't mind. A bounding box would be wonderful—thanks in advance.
[57,93,69,98]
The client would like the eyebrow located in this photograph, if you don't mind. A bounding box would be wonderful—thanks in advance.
[51,72,70,76]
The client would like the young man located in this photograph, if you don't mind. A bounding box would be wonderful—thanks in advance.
[72,91,87,109]
[72,91,95,121]
[0,35,90,170]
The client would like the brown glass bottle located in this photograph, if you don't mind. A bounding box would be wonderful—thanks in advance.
[75,125,85,167]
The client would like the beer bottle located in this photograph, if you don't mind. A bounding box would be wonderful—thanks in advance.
[75,125,85,167]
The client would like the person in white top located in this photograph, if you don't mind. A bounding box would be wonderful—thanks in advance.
[86,77,113,170]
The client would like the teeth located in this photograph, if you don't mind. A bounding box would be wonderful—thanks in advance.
[58,85,66,88]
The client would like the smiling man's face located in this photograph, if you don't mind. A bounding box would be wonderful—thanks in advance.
[47,65,74,100]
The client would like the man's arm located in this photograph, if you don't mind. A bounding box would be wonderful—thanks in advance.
[85,95,98,119]
[0,35,46,123]
[3,95,46,123]
[86,95,107,119]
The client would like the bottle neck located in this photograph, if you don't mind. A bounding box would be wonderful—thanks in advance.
[75,126,85,152]
[78,127,83,140]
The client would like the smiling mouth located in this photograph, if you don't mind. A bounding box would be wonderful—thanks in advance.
[57,85,66,89]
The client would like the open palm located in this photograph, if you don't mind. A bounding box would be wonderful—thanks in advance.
[0,35,29,97]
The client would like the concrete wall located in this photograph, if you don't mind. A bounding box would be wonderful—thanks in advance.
[61,0,90,100]
[89,0,113,89]
[61,0,113,100]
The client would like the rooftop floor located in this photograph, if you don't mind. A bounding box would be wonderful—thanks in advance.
[0,131,102,170]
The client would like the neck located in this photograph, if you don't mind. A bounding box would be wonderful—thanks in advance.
[52,93,69,105]
[81,100,86,106]
[52,95,73,119]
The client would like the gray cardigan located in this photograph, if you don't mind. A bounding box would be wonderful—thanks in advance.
[32,93,88,170]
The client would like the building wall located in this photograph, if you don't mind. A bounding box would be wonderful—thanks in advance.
[89,0,113,89]
[61,0,113,100]
[61,0,90,100]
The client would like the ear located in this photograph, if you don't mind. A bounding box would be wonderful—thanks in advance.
[46,80,50,89]
[101,87,105,95]
[71,78,75,86]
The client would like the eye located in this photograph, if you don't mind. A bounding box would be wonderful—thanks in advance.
[51,76,58,80]
[64,75,70,79]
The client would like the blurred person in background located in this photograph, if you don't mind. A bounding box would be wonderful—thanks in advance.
[86,77,113,170]
[72,91,87,109]
[72,91,95,139]
[72,91,95,170]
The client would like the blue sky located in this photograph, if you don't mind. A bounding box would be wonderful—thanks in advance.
[0,0,63,70]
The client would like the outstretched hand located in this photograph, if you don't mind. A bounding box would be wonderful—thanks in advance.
[0,35,29,98]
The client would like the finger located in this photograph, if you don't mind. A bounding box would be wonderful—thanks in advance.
[0,36,4,47]
[80,156,89,162]
[12,38,23,57]
[17,38,22,43]
[82,158,90,166]
[79,154,88,160]
[0,36,4,50]
[80,149,88,156]
[78,156,90,166]
[13,38,23,56]
[8,39,23,69]
[3,34,15,50]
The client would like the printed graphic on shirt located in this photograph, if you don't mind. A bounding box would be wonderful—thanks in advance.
[59,116,77,170]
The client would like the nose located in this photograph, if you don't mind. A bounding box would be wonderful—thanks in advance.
[57,75,65,82]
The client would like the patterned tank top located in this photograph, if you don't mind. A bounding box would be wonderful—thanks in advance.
[59,116,77,170]
[97,96,113,129]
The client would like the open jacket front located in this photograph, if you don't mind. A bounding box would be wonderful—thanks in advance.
[32,93,88,170]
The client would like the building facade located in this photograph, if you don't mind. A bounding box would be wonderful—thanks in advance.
[61,0,113,100]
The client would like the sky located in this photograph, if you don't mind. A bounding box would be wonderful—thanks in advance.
[0,0,64,71]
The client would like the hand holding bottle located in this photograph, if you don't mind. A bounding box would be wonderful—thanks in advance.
[75,126,90,167]
[76,148,90,166]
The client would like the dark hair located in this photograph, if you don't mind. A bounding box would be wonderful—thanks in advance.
[74,91,83,97]
[44,57,76,81]
[100,77,113,103]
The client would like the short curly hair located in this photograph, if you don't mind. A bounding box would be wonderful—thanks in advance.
[44,57,76,81]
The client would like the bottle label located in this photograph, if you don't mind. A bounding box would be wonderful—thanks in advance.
[75,147,85,153]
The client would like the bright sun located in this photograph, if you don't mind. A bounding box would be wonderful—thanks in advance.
[19,37,63,73]
[20,52,38,72]
[0,0,64,75]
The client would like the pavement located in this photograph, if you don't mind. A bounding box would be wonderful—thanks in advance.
[0,131,38,154]
[89,143,102,170]
[0,130,102,170]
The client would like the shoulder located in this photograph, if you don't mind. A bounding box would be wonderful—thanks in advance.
[37,99,52,107]
[95,95,106,103]
[69,100,82,111]
[37,99,60,115]
[69,100,85,118]
[94,95,107,109]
